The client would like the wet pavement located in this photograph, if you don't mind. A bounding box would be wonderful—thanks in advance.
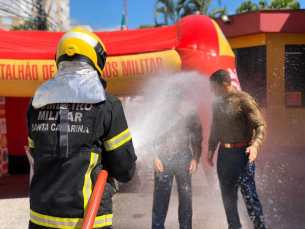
[111,164,252,229]
[0,174,30,229]
[0,148,304,229]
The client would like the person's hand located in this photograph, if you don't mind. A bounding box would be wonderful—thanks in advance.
[154,157,163,172]
[206,151,214,167]
[245,145,257,163]
[189,159,198,174]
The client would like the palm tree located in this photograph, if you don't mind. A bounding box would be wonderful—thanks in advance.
[177,4,194,18]
[186,0,218,15]
[258,0,269,8]
[188,0,228,19]
[208,5,229,18]
[236,0,300,13]
[286,0,301,9]
[236,1,259,13]
[269,0,300,9]
[177,0,192,18]
[154,0,227,25]
[155,0,187,25]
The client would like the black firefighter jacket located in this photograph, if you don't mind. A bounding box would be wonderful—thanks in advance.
[26,92,137,229]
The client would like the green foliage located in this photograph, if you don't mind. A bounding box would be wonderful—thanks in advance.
[139,24,155,29]
[208,6,229,18]
[10,20,38,31]
[236,1,259,13]
[269,0,300,9]
[258,0,269,9]
[155,0,177,25]
[10,19,50,31]
[154,0,227,26]
[236,0,300,13]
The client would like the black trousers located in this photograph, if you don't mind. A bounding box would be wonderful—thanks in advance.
[152,150,192,229]
[217,145,266,229]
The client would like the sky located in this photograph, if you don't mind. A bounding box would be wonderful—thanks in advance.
[70,0,305,31]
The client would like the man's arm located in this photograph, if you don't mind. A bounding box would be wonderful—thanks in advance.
[188,111,203,174]
[243,99,267,151]
[151,140,164,172]
[101,100,137,183]
[207,104,219,167]
[242,98,267,162]
[189,111,203,163]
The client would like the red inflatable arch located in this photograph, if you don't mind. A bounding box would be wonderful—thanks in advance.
[0,15,240,174]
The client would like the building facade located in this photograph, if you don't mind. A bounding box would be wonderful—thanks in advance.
[0,0,70,31]
[215,10,305,149]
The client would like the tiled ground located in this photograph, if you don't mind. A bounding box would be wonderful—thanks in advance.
[0,148,304,229]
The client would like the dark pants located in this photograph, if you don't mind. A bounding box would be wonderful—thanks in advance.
[152,150,192,229]
[217,145,266,229]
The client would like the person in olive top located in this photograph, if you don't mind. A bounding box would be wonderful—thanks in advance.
[152,86,203,229]
[206,69,267,229]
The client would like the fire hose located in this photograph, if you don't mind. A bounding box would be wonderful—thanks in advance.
[82,169,109,229]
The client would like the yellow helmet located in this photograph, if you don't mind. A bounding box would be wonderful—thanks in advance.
[55,28,107,76]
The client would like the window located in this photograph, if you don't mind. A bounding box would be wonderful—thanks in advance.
[3,0,12,6]
[285,45,305,107]
[233,46,267,107]
[52,3,58,13]
[2,16,12,25]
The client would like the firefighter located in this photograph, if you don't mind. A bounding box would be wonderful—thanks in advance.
[26,28,137,229]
